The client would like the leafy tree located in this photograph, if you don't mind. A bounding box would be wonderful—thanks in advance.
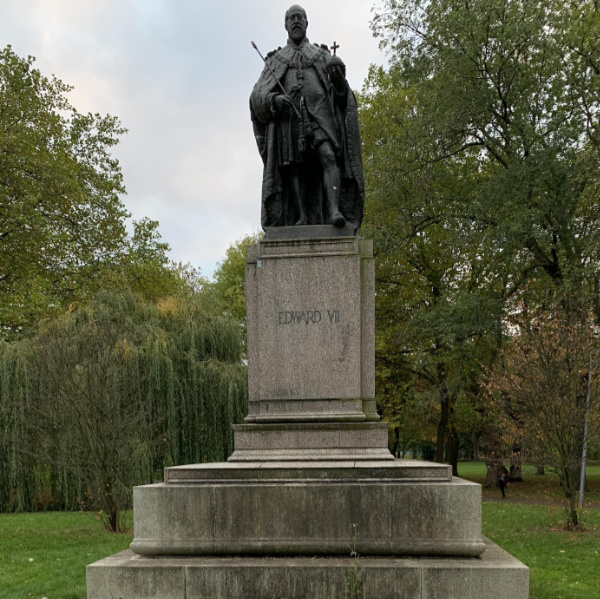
[209,233,263,360]
[371,0,600,306]
[210,232,263,324]
[0,46,177,339]
[0,290,247,531]
[360,60,500,473]
[364,0,600,468]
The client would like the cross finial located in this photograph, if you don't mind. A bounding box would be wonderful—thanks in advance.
[332,41,339,55]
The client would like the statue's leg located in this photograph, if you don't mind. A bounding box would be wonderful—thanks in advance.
[317,142,345,227]
[290,170,308,225]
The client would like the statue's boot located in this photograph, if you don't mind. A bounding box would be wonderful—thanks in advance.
[295,215,308,226]
[324,166,346,227]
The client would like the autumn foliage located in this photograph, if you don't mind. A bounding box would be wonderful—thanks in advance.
[484,312,599,527]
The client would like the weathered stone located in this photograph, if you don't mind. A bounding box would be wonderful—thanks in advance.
[129,472,485,558]
[245,398,365,423]
[245,237,376,423]
[87,538,528,599]
[228,422,393,461]
[86,551,186,599]
[164,459,452,483]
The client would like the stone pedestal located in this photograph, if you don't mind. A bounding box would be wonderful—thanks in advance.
[130,461,484,558]
[87,230,529,598]
[245,234,377,424]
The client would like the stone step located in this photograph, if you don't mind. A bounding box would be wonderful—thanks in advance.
[88,538,529,599]
[164,459,451,483]
[229,421,394,461]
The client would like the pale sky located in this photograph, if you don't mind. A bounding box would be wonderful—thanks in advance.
[1,0,385,277]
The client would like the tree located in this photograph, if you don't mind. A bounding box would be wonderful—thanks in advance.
[485,310,599,528]
[209,232,263,358]
[370,0,600,305]
[364,0,600,468]
[210,233,263,323]
[360,59,500,474]
[0,46,177,339]
[0,290,247,530]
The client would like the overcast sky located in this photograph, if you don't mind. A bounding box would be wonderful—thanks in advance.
[1,0,385,278]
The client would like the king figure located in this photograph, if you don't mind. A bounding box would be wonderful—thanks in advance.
[250,5,364,231]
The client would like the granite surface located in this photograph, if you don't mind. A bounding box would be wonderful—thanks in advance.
[88,538,529,599]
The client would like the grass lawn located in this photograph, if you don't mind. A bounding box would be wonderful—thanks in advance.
[482,502,600,599]
[460,461,600,599]
[0,463,598,598]
[0,511,132,599]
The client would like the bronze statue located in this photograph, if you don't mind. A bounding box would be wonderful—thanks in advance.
[250,5,364,231]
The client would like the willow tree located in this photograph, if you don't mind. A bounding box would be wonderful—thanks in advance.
[0,290,247,531]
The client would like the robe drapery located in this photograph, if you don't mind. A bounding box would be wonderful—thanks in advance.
[250,38,364,230]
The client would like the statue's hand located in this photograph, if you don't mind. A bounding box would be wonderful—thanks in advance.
[273,95,294,113]
[327,65,347,92]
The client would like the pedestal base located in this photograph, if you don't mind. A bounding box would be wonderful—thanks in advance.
[129,461,485,558]
[87,538,529,599]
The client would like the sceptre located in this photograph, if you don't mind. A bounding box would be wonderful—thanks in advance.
[251,41,302,120]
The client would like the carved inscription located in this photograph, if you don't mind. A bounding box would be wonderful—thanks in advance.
[278,309,340,325]
[327,309,340,323]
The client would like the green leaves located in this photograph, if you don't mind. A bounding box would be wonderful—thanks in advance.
[365,0,600,465]
[0,46,181,339]
[210,232,263,321]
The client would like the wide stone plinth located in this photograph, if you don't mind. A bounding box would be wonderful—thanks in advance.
[245,236,377,423]
[129,462,485,558]
[164,459,451,483]
[229,422,393,461]
[88,538,529,599]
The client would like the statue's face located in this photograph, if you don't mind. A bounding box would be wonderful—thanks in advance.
[285,8,307,42]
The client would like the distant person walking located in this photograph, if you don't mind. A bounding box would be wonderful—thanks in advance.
[498,466,509,499]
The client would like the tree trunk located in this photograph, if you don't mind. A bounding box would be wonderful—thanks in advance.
[561,466,580,529]
[102,482,120,533]
[484,456,501,489]
[509,444,523,482]
[446,430,460,476]
[572,466,589,493]
[472,433,480,461]
[391,427,400,458]
[435,363,449,463]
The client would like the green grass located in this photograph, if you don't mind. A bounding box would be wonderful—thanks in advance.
[483,502,600,599]
[462,461,600,598]
[1,465,600,598]
[0,512,133,599]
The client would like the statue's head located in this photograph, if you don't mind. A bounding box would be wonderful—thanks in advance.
[285,5,308,43]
